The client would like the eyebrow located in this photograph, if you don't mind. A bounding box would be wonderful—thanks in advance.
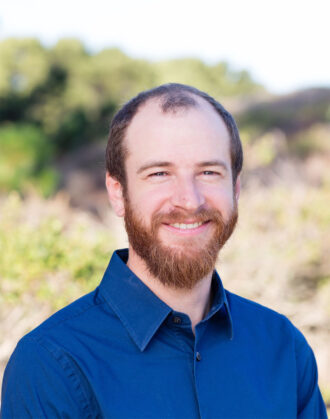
[137,161,173,174]
[137,159,228,174]
[196,160,229,172]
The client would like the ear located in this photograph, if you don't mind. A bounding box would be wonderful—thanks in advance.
[234,174,241,201]
[105,172,125,217]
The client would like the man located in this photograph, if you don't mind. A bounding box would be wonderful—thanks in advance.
[1,84,327,418]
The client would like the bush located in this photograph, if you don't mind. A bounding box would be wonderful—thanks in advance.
[0,123,58,196]
[0,193,116,310]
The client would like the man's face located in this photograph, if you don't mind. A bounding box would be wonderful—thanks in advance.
[110,98,240,289]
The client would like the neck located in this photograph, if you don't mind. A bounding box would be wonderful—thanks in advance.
[126,247,214,334]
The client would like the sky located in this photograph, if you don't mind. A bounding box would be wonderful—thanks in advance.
[1,0,329,94]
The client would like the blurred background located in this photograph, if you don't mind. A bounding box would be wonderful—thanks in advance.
[0,0,329,406]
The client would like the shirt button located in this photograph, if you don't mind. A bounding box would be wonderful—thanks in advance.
[172,316,182,324]
[196,352,202,361]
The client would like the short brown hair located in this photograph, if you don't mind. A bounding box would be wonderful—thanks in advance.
[106,83,243,191]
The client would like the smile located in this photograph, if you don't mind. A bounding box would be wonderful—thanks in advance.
[162,220,210,235]
[169,222,204,230]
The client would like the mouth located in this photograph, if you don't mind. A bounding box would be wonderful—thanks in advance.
[162,220,211,235]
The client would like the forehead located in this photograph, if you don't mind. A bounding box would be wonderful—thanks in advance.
[124,97,231,166]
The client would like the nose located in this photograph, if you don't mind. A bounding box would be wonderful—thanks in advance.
[170,176,205,211]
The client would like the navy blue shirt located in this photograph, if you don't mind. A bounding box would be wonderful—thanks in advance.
[1,249,327,418]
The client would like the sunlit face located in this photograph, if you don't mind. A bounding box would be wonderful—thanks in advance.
[107,97,240,288]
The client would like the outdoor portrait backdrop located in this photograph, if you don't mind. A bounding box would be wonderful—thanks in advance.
[0,0,329,408]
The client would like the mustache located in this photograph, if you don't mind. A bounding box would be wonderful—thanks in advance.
[152,208,225,225]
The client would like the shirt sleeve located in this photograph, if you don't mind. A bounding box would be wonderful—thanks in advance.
[1,336,95,419]
[293,325,327,418]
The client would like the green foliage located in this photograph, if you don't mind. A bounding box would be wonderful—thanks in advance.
[0,193,115,310]
[0,37,265,195]
[155,58,263,98]
[1,37,329,198]
[0,123,58,196]
[0,38,261,150]
[0,38,49,97]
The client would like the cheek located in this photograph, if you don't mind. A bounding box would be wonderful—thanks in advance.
[129,182,173,211]
[204,186,235,217]
[126,189,172,228]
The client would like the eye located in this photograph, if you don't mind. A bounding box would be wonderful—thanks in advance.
[199,170,224,180]
[149,171,169,177]
[202,170,219,176]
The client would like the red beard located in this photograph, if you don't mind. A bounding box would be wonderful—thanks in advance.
[124,198,238,290]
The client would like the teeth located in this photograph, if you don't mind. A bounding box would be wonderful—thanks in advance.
[170,222,204,230]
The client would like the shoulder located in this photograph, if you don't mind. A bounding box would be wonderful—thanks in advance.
[25,287,108,343]
[226,289,292,326]
[225,290,319,386]
[3,288,106,384]
[1,332,99,418]
[225,289,311,350]
[6,286,118,372]
[1,289,108,417]
[226,289,286,319]
[225,290,327,416]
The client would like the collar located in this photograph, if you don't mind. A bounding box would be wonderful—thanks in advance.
[99,249,233,351]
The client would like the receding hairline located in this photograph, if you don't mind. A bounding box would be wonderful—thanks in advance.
[126,91,228,133]
[123,92,232,165]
